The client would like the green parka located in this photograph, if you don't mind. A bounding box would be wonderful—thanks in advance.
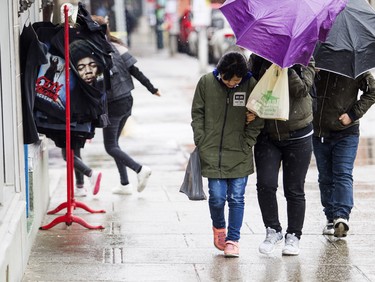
[313,70,375,138]
[191,71,264,179]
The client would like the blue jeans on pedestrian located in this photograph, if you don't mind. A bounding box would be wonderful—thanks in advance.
[313,135,359,221]
[208,177,248,242]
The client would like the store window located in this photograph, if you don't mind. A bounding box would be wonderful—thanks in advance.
[0,5,16,212]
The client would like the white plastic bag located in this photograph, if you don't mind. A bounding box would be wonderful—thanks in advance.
[247,64,289,120]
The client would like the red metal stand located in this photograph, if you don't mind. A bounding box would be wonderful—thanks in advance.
[40,6,105,230]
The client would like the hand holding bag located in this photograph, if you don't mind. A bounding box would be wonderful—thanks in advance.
[179,147,206,201]
[246,64,289,121]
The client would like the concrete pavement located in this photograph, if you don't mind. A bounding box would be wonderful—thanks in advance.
[22,26,375,282]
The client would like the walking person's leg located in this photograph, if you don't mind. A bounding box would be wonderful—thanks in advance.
[61,148,85,188]
[281,136,312,255]
[313,137,335,235]
[104,113,139,194]
[331,135,359,237]
[254,135,283,254]
[224,177,247,257]
[61,148,102,196]
[104,99,151,194]
[208,178,227,252]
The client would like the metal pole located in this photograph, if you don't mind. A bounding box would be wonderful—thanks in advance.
[198,26,208,73]
[114,0,127,44]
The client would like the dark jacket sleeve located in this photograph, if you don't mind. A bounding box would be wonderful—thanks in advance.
[129,65,158,94]
[244,116,264,148]
[191,76,206,147]
[349,72,375,121]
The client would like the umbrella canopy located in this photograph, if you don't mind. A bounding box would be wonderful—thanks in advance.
[314,0,375,78]
[220,0,347,68]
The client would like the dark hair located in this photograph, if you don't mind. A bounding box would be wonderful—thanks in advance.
[91,15,127,46]
[217,51,248,80]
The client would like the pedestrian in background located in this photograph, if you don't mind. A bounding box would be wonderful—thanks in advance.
[92,15,161,195]
[61,147,101,197]
[248,54,315,256]
[191,51,264,257]
[125,8,137,47]
[313,69,375,237]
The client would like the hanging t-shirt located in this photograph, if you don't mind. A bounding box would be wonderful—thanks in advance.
[21,3,113,148]
[19,23,48,144]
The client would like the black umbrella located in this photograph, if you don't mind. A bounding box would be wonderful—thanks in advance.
[314,0,375,79]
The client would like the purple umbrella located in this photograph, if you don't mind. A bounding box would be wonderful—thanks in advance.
[220,0,348,68]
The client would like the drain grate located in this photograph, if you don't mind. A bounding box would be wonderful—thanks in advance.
[103,247,125,264]
[109,221,122,234]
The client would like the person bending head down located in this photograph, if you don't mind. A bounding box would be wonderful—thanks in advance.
[216,51,248,88]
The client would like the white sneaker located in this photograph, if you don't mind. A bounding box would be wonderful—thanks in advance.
[282,233,300,256]
[323,221,334,235]
[334,218,349,238]
[75,187,87,197]
[259,227,283,254]
[89,172,102,195]
[137,166,152,192]
[112,184,133,195]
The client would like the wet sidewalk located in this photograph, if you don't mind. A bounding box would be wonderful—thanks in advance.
[22,27,375,282]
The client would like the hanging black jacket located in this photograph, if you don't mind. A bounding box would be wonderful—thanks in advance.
[20,23,48,144]
[32,2,113,127]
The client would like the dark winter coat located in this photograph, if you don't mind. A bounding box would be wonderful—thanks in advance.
[191,71,264,178]
[313,70,375,138]
[108,42,158,102]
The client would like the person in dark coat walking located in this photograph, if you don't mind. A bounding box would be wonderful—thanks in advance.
[92,15,161,195]
[313,69,375,237]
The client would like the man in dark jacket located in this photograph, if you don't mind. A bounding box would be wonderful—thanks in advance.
[313,70,375,237]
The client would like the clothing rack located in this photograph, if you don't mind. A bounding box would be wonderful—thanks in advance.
[40,5,105,230]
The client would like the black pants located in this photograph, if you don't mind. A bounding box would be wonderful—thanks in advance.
[103,96,141,185]
[61,148,92,186]
[254,134,312,238]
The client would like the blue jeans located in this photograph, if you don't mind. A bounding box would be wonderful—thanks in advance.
[313,135,359,221]
[208,177,248,242]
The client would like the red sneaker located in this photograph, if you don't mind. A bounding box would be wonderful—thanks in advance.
[90,172,102,195]
[213,227,226,251]
[224,240,239,257]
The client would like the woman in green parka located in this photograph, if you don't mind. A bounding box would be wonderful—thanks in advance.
[191,52,264,257]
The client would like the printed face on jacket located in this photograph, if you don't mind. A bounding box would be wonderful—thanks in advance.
[76,57,99,85]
